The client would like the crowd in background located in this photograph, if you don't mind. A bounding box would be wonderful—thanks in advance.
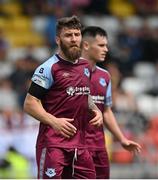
[0,0,158,178]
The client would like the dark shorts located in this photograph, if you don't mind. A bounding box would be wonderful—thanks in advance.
[90,149,110,179]
[36,147,96,179]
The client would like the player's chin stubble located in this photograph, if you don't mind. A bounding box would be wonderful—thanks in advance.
[60,42,81,61]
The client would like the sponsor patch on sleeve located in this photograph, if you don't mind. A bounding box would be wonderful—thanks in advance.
[32,74,48,89]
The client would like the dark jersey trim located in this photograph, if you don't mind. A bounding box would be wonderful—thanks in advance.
[28,82,48,99]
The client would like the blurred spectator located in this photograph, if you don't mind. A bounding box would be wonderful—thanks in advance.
[104,62,137,112]
[9,56,39,109]
[68,0,90,15]
[141,25,158,63]
[113,25,144,76]
[0,29,13,80]
[0,159,11,178]
[105,62,147,134]
[139,116,158,167]
[21,0,47,16]
[133,0,158,16]
[0,78,18,112]
[44,6,65,48]
[21,0,69,16]
[83,0,109,15]
[0,146,30,179]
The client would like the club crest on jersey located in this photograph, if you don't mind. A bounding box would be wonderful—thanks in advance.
[99,78,106,87]
[45,168,56,177]
[84,68,90,78]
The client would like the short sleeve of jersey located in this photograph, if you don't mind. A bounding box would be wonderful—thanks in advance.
[105,79,112,107]
[31,62,54,89]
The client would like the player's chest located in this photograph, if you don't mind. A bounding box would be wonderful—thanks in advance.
[53,66,90,87]
[90,76,107,95]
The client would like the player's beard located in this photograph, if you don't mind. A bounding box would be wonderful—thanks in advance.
[60,41,81,62]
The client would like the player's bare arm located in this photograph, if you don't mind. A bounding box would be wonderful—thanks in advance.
[88,95,103,127]
[103,106,141,153]
[24,93,77,138]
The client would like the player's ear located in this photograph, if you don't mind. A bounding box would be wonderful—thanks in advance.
[55,36,60,46]
[82,41,89,50]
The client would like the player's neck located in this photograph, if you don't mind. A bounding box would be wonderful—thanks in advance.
[85,56,96,69]
[58,52,78,64]
[81,53,96,71]
[90,61,96,72]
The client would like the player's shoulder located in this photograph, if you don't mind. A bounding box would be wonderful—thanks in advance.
[34,54,60,75]
[79,57,90,65]
[96,65,111,77]
[40,54,59,67]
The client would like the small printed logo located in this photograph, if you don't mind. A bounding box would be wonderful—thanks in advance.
[99,78,106,87]
[45,168,56,178]
[84,68,90,78]
[32,78,45,87]
[66,86,75,96]
[62,72,70,78]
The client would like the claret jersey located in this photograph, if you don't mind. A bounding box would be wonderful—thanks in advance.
[31,54,91,148]
[86,65,112,150]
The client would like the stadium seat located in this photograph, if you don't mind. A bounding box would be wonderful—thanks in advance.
[1,3,22,16]
[146,16,158,29]
[136,95,155,117]
[7,47,27,61]
[31,47,50,62]
[112,147,134,163]
[32,16,49,34]
[108,0,136,17]
[133,62,156,79]
[83,15,120,45]
[123,16,144,29]
[0,18,6,30]
[121,77,150,95]
[5,32,45,47]
[11,17,32,32]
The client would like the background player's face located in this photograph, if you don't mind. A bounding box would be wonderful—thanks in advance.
[88,35,108,63]
[56,27,82,61]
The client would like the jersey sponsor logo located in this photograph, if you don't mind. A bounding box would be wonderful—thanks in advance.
[45,168,56,177]
[84,68,90,78]
[99,78,107,87]
[66,86,76,96]
[66,86,90,96]
[92,95,105,104]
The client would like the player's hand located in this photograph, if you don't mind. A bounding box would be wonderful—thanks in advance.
[51,118,77,138]
[121,139,142,154]
[89,109,103,127]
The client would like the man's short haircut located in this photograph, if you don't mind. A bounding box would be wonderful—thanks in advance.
[56,15,82,36]
[82,26,107,38]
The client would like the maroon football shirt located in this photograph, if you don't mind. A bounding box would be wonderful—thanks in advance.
[31,54,91,148]
[85,65,112,150]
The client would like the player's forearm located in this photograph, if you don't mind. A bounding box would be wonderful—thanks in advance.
[103,108,126,142]
[24,93,56,126]
[88,95,100,111]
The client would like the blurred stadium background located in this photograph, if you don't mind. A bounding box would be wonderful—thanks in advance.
[0,0,158,178]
